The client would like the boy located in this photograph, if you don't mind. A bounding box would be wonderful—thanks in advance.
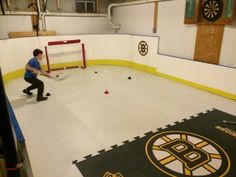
[23,49,50,102]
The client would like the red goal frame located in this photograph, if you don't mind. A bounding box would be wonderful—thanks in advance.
[44,39,86,73]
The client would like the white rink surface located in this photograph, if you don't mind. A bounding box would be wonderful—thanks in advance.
[5,66,236,177]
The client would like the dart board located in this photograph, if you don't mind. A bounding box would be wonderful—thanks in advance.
[138,41,148,56]
[202,0,224,22]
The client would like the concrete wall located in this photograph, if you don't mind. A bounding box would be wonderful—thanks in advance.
[220,20,236,67]
[0,0,110,39]
[46,0,77,13]
[157,0,197,59]
[113,3,155,35]
[45,16,109,35]
[2,0,109,13]
[0,16,32,39]
[0,15,109,39]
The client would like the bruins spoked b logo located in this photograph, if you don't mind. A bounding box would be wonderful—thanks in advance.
[145,131,230,177]
[138,41,148,56]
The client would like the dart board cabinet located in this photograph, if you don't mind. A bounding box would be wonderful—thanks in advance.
[184,0,235,25]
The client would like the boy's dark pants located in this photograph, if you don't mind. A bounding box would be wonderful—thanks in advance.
[24,77,44,97]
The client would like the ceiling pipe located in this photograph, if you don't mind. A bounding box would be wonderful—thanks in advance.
[36,0,41,14]
[6,0,10,9]
[0,0,5,15]
[36,0,42,33]
[108,0,174,30]
[2,10,107,17]
[6,0,10,8]
[44,12,107,17]
[43,0,48,12]
[96,0,99,12]
[42,11,46,30]
[56,0,61,11]
[4,11,38,15]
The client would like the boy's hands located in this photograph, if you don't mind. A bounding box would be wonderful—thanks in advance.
[40,70,51,77]
[32,69,40,75]
[29,66,51,78]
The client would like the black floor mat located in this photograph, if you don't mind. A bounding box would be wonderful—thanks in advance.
[73,109,236,177]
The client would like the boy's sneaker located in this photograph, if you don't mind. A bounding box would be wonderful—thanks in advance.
[37,96,48,102]
[23,89,33,96]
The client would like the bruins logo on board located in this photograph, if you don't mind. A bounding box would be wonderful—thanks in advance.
[138,41,148,56]
[145,131,230,177]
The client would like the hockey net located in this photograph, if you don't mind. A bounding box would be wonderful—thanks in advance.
[44,39,86,73]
